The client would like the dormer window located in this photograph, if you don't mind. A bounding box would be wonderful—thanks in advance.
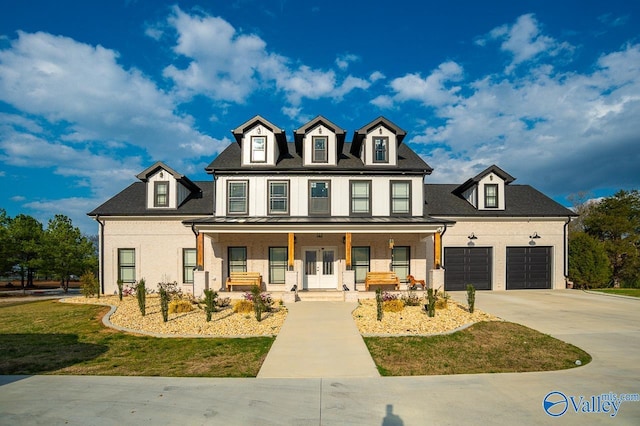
[312,136,328,163]
[484,184,498,208]
[154,181,169,207]
[251,135,266,163]
[373,137,389,163]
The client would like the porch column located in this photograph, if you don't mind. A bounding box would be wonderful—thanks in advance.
[434,231,441,269]
[197,232,205,269]
[345,232,352,269]
[288,232,295,270]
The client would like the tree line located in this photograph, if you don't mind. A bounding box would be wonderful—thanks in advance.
[0,210,97,292]
[569,189,640,288]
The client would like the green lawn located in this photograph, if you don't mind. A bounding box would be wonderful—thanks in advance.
[590,288,640,298]
[0,300,273,377]
[365,321,591,376]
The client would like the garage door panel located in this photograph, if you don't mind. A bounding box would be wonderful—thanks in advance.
[445,247,492,291]
[506,246,551,289]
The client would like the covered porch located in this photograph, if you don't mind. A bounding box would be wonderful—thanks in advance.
[185,217,449,297]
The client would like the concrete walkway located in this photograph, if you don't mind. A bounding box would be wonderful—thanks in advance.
[258,301,379,378]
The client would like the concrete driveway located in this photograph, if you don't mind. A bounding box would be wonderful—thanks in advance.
[1,290,639,425]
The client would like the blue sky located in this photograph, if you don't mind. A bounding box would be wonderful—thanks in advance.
[1,0,639,234]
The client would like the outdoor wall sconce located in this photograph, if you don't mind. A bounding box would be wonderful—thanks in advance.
[530,232,541,239]
[317,233,323,238]
[468,233,477,240]
[388,238,394,249]
[159,171,164,178]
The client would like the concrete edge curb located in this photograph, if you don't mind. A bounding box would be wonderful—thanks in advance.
[583,290,640,300]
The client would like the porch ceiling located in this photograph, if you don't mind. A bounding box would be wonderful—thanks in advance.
[184,216,451,234]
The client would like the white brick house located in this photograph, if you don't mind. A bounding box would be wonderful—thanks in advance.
[89,115,575,296]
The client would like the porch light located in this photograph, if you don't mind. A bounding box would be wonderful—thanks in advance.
[468,233,477,240]
[530,232,541,239]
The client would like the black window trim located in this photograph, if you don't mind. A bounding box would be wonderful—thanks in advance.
[267,179,290,215]
[349,179,372,216]
[227,180,249,216]
[308,179,331,216]
[373,136,389,163]
[312,136,329,164]
[154,181,169,207]
[484,183,499,209]
[390,180,412,216]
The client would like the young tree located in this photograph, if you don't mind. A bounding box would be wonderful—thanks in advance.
[0,209,12,275]
[7,214,44,289]
[583,190,640,288]
[569,233,611,288]
[42,215,97,293]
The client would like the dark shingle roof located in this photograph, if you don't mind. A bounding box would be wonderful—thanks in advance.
[425,184,576,217]
[88,181,213,217]
[207,142,432,174]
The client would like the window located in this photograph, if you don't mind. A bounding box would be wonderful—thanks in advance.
[251,136,266,162]
[268,181,289,215]
[312,136,328,163]
[309,180,330,215]
[118,248,135,284]
[392,246,410,283]
[227,181,248,215]
[269,247,287,284]
[373,137,389,163]
[350,180,371,215]
[390,181,411,215]
[351,247,370,284]
[485,184,498,208]
[183,248,196,284]
[228,247,247,274]
[154,181,169,207]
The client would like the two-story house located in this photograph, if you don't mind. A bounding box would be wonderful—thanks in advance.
[89,115,575,296]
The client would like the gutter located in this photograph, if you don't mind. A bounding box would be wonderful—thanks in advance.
[440,223,448,269]
[564,216,571,281]
[95,215,105,295]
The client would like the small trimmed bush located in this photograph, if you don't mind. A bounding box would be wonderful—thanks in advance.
[80,271,99,298]
[375,288,383,321]
[426,288,436,317]
[383,299,404,312]
[116,279,124,301]
[203,289,217,322]
[233,300,254,314]
[467,284,476,313]
[169,300,194,314]
[136,278,146,316]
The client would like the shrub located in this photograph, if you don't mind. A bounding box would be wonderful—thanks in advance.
[116,279,124,301]
[159,287,169,322]
[382,291,398,302]
[401,288,421,306]
[217,297,231,308]
[233,299,254,314]
[243,290,273,312]
[426,288,436,317]
[136,278,146,316]
[383,299,404,312]
[435,290,450,309]
[250,285,264,322]
[203,289,217,322]
[169,300,195,314]
[80,271,99,298]
[466,284,476,313]
[375,288,383,321]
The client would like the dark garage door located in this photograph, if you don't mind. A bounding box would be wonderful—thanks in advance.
[444,247,492,291]
[506,246,551,289]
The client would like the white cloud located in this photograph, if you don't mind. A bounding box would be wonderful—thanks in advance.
[335,53,359,70]
[388,61,464,107]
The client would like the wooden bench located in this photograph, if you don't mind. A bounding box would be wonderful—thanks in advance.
[365,271,400,291]
[226,272,262,291]
[407,274,426,289]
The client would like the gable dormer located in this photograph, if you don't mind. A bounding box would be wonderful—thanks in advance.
[136,162,200,210]
[294,116,345,167]
[231,115,288,167]
[351,117,406,167]
[453,165,515,211]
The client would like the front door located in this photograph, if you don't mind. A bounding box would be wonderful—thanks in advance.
[303,246,337,289]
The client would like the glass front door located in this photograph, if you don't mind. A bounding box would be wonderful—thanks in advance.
[303,246,337,289]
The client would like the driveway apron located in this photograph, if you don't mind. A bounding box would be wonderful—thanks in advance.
[257,301,380,378]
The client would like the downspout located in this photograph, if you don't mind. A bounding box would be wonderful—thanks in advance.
[439,223,448,269]
[564,216,571,284]
[95,215,105,295]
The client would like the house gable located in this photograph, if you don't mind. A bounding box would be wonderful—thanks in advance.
[351,117,406,167]
[452,165,515,211]
[231,115,288,167]
[293,116,346,167]
[135,162,201,210]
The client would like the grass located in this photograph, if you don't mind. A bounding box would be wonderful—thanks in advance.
[590,288,640,298]
[0,300,273,377]
[364,321,591,376]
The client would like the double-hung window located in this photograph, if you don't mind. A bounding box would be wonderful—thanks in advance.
[154,182,169,207]
[118,248,136,284]
[251,136,266,163]
[227,181,248,215]
[312,136,328,163]
[228,247,247,274]
[268,180,289,215]
[309,180,330,215]
[390,181,411,215]
[269,247,287,284]
[183,248,196,284]
[350,180,371,215]
[484,184,498,208]
[351,247,370,284]
[373,137,389,163]
[392,246,410,284]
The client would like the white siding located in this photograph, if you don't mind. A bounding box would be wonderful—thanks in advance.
[362,124,398,166]
[241,124,278,166]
